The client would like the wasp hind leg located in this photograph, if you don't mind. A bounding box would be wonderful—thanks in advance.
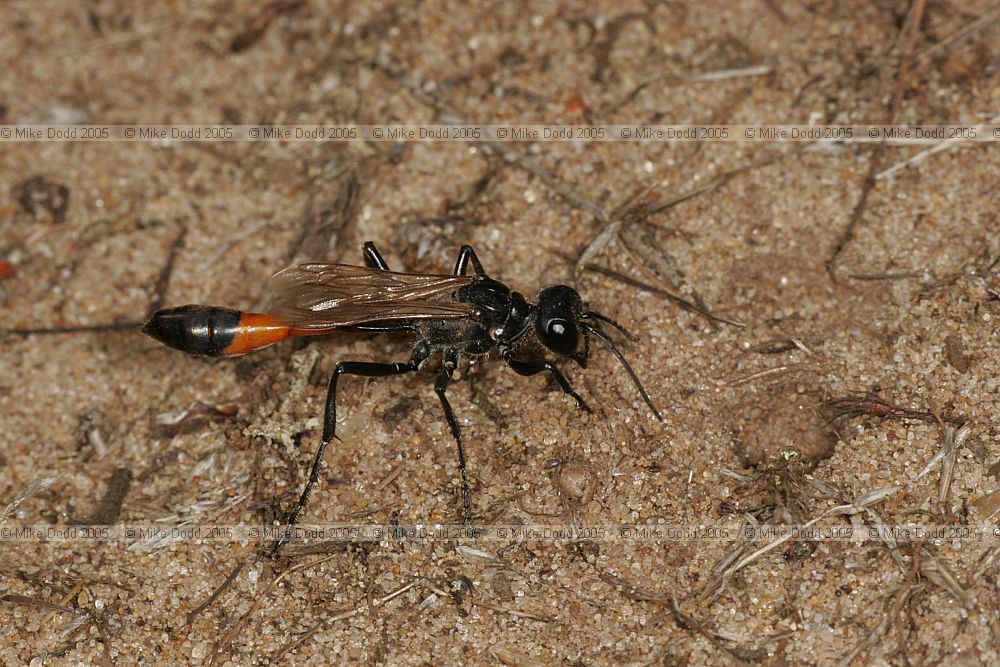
[272,342,431,556]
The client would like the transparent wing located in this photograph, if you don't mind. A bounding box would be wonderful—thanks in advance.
[268,263,476,329]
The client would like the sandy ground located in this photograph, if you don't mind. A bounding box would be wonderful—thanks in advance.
[1,1,999,664]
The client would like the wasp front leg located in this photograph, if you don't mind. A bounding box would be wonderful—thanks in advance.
[505,356,593,413]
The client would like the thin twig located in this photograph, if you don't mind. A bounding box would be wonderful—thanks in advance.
[727,366,792,386]
[913,3,1000,64]
[876,113,1000,180]
[938,423,972,511]
[1,594,85,616]
[838,583,923,666]
[2,322,143,337]
[826,394,966,425]
[827,0,928,280]
[211,555,338,663]
[685,64,772,82]
[148,223,187,316]
[186,563,245,626]
[585,263,745,327]
[575,159,773,281]
[847,271,924,281]
[269,582,418,662]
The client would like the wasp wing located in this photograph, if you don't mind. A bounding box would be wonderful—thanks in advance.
[269,263,477,329]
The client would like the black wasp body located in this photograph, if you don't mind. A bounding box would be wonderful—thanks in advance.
[142,242,661,554]
[423,275,534,356]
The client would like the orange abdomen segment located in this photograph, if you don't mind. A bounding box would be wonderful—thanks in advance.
[221,312,294,356]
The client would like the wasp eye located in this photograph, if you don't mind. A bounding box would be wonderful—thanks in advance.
[538,316,578,355]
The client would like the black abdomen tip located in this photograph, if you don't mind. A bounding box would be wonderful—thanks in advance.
[142,305,242,357]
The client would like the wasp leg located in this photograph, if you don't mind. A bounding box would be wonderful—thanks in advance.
[579,329,591,368]
[434,349,474,524]
[454,245,486,276]
[362,241,391,271]
[273,343,430,556]
[506,357,593,413]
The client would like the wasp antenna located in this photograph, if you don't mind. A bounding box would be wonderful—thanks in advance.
[583,311,638,343]
[583,324,662,421]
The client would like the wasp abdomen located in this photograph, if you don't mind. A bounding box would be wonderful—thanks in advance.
[142,305,242,356]
[142,305,292,357]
